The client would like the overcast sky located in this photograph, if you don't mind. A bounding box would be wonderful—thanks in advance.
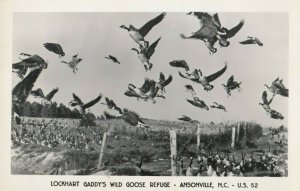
[12,12,288,127]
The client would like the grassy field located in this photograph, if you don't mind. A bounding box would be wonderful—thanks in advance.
[11,117,288,176]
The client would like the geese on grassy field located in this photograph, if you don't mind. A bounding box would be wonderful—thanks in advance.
[12,67,43,124]
[30,87,59,105]
[104,108,150,129]
[181,12,244,54]
[210,102,227,112]
[187,97,209,110]
[105,55,121,64]
[101,97,123,114]
[179,63,227,91]
[43,43,65,57]
[120,12,166,48]
[61,54,82,73]
[131,37,161,71]
[69,93,102,114]
[240,36,263,46]
[169,60,190,71]
[222,75,242,96]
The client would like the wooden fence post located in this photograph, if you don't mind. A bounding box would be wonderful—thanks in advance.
[231,126,236,149]
[97,132,107,169]
[236,122,240,142]
[197,124,201,150]
[170,130,177,176]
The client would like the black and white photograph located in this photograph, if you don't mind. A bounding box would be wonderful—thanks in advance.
[10,12,289,177]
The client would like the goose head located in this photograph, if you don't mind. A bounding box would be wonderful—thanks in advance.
[131,48,140,54]
[120,25,130,31]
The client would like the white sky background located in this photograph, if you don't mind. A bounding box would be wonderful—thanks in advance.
[12,12,288,127]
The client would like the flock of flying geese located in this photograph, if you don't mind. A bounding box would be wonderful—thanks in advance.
[12,12,288,130]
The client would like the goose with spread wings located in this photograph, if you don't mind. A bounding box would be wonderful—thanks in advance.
[13,53,48,78]
[210,102,227,112]
[101,97,123,114]
[120,12,166,48]
[69,93,102,114]
[105,55,121,64]
[179,63,227,91]
[265,77,288,97]
[240,36,263,46]
[12,68,43,124]
[222,75,242,96]
[131,37,161,71]
[187,97,209,110]
[61,54,82,73]
[104,109,150,129]
[181,12,244,54]
[43,43,65,57]
[30,87,59,105]
[259,91,274,113]
[169,60,190,71]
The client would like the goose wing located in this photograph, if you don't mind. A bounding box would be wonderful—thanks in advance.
[140,78,154,94]
[159,72,166,82]
[12,62,25,70]
[109,55,118,62]
[45,87,59,101]
[169,60,190,71]
[224,20,244,38]
[114,106,123,114]
[72,93,83,105]
[226,75,234,86]
[12,68,43,103]
[146,37,161,59]
[179,71,189,79]
[83,94,102,109]
[206,63,227,82]
[262,91,268,105]
[187,99,201,107]
[138,12,166,37]
[254,37,263,46]
[212,13,222,28]
[31,88,45,98]
[161,74,173,87]
[278,88,289,97]
[239,39,254,44]
[43,43,64,54]
[122,110,141,126]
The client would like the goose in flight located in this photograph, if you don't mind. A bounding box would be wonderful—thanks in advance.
[210,102,227,112]
[43,43,65,57]
[187,97,209,110]
[69,93,102,114]
[181,12,244,54]
[222,75,242,96]
[269,109,284,120]
[265,78,288,97]
[12,68,43,124]
[125,75,171,103]
[30,87,59,105]
[120,12,166,48]
[240,36,263,46]
[101,97,123,114]
[179,63,227,91]
[131,37,161,71]
[259,91,274,113]
[169,60,190,71]
[61,54,82,73]
[105,55,121,64]
[178,115,193,122]
[184,85,196,96]
[157,72,173,94]
[14,53,48,70]
[104,109,150,129]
